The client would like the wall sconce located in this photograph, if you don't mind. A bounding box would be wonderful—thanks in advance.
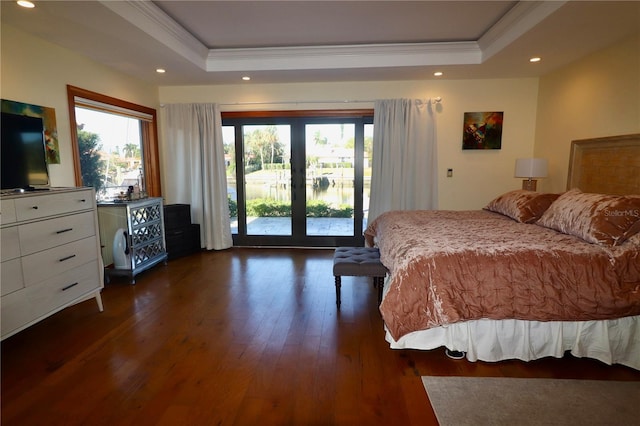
[514,158,548,191]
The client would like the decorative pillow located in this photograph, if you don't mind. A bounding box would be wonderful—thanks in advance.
[484,190,560,223]
[536,189,640,246]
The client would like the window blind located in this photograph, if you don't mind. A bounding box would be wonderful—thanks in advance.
[74,97,154,122]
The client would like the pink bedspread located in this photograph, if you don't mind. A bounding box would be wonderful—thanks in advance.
[364,210,640,341]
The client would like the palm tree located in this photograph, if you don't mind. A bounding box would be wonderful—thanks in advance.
[123,143,138,159]
[123,143,140,170]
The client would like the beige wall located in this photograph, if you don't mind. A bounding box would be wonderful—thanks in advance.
[1,24,159,187]
[534,34,640,193]
[160,78,539,210]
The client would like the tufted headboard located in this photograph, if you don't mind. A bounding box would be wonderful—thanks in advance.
[567,133,640,195]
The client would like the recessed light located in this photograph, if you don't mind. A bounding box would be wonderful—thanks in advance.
[242,76,251,81]
[433,71,443,77]
[17,1,35,8]
[156,68,166,74]
[529,57,541,63]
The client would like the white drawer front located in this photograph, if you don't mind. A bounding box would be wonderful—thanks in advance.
[14,190,94,221]
[1,261,100,337]
[1,226,20,260]
[1,199,17,225]
[1,258,24,296]
[1,289,30,337]
[19,211,96,255]
[21,236,98,286]
[26,261,100,321]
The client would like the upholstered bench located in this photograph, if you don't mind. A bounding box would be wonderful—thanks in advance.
[332,247,387,309]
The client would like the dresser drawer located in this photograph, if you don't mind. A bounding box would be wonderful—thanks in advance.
[1,199,17,225]
[1,261,100,337]
[19,211,96,256]
[26,261,100,321]
[1,289,30,337]
[13,189,94,221]
[21,236,98,286]
[1,258,24,296]
[1,226,20,260]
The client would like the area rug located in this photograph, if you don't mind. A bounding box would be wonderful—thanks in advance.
[422,376,640,426]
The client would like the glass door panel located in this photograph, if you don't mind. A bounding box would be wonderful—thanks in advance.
[222,126,237,234]
[242,125,291,235]
[363,123,373,230]
[305,124,355,236]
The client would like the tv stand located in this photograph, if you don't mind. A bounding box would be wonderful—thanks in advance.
[3,187,50,194]
[22,186,50,192]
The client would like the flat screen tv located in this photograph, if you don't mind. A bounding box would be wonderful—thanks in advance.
[1,112,50,191]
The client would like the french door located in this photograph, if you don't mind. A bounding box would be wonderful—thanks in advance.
[223,112,373,247]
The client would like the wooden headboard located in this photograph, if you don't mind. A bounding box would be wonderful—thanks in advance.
[567,133,640,195]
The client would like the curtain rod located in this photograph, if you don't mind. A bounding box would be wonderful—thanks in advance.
[218,99,373,106]
[217,97,442,107]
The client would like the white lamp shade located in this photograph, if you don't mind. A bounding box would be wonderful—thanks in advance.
[515,158,548,178]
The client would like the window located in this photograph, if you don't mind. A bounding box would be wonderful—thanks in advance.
[66,85,161,200]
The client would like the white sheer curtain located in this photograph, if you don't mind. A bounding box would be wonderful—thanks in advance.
[368,99,438,223]
[160,103,232,250]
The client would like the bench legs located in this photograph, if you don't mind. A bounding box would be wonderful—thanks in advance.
[334,275,384,309]
[374,276,384,304]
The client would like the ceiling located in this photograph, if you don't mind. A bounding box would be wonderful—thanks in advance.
[2,1,639,85]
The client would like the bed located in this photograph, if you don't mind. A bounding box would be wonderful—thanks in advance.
[365,134,640,370]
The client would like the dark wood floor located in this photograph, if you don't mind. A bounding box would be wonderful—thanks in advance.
[2,248,639,425]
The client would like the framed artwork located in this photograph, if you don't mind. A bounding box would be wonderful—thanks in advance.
[462,111,503,150]
[1,99,60,164]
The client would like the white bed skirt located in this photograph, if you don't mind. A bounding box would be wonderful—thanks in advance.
[386,316,640,371]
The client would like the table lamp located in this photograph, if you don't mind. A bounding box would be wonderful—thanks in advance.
[515,158,548,191]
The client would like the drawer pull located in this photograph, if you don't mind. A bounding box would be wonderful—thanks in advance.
[56,228,74,234]
[32,206,39,210]
[59,254,77,262]
[61,282,79,291]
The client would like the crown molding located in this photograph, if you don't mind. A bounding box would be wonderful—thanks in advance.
[206,42,481,72]
[479,1,567,61]
[99,0,208,68]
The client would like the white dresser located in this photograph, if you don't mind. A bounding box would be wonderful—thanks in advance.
[1,187,104,339]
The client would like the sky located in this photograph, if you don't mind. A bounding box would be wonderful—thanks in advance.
[75,107,141,154]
